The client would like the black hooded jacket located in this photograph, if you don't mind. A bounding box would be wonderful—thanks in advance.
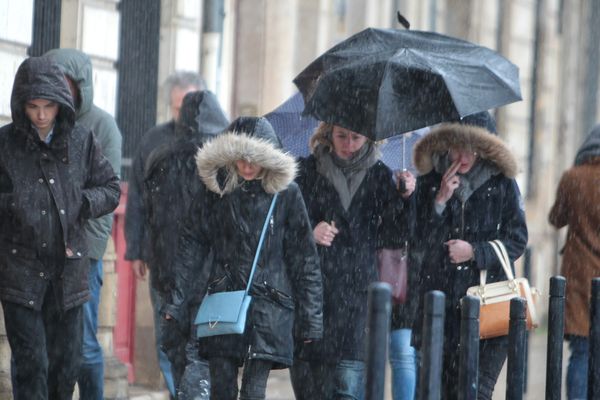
[140,91,229,292]
[0,57,120,310]
[165,117,323,368]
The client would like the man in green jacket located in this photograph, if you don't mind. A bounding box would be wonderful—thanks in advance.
[45,48,122,400]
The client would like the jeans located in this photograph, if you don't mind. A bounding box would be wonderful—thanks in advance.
[209,357,272,400]
[290,359,365,400]
[3,285,83,400]
[389,329,417,400]
[78,258,104,400]
[567,336,588,400]
[149,283,176,397]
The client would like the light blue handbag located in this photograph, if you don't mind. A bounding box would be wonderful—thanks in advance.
[194,193,278,338]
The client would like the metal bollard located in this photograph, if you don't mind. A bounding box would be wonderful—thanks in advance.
[459,295,480,400]
[506,297,527,400]
[418,290,445,400]
[588,278,600,399]
[545,276,566,400]
[365,282,392,400]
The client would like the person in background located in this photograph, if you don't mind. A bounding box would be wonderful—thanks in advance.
[291,122,413,400]
[0,56,120,400]
[141,90,229,395]
[410,113,527,400]
[549,124,600,400]
[45,47,122,400]
[164,116,323,400]
[124,71,207,398]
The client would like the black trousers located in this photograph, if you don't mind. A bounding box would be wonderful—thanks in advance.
[209,357,273,400]
[441,336,508,400]
[2,286,83,400]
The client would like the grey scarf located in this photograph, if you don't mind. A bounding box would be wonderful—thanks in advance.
[315,143,379,210]
[433,152,499,203]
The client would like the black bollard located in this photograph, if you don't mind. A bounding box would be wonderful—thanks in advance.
[588,278,600,399]
[545,276,566,400]
[365,282,392,400]
[506,297,527,400]
[419,290,445,400]
[459,295,480,400]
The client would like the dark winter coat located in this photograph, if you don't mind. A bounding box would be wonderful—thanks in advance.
[411,123,528,348]
[125,120,174,263]
[0,56,120,311]
[141,91,228,293]
[294,142,404,362]
[166,118,323,368]
[45,48,123,261]
[549,125,600,337]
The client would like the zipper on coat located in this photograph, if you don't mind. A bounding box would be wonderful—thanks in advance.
[460,201,466,238]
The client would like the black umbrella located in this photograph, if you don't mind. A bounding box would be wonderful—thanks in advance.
[264,92,429,172]
[293,27,522,141]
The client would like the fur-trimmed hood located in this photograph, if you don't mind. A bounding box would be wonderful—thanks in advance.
[196,131,297,195]
[413,123,518,178]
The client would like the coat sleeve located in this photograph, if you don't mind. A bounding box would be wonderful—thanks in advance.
[283,184,323,341]
[548,170,573,229]
[163,191,212,324]
[471,178,528,270]
[80,133,120,220]
[124,143,147,261]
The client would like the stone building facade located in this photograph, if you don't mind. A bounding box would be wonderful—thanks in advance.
[0,0,598,396]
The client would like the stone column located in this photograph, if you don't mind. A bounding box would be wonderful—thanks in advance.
[0,307,12,399]
[99,237,129,399]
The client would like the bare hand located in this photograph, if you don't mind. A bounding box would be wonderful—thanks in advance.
[445,239,474,264]
[304,339,313,344]
[396,170,416,198]
[164,313,173,320]
[131,259,148,280]
[436,160,461,205]
[313,221,339,247]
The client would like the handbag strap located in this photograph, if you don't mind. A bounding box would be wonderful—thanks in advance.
[245,193,279,296]
[479,240,515,287]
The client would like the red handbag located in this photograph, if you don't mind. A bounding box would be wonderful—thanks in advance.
[377,247,408,304]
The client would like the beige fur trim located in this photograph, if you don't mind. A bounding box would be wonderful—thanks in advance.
[196,132,297,195]
[413,123,518,178]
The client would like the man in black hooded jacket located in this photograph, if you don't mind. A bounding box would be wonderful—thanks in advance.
[129,89,229,395]
[0,56,120,399]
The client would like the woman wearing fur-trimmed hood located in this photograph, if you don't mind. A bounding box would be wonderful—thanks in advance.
[411,115,528,400]
[165,116,322,400]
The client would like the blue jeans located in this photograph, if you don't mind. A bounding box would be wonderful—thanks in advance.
[567,336,588,400]
[78,258,104,400]
[149,283,176,396]
[290,359,365,399]
[389,329,417,400]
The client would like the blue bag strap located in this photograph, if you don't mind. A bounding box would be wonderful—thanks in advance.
[245,192,278,295]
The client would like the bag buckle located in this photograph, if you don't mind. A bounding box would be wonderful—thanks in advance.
[208,319,219,329]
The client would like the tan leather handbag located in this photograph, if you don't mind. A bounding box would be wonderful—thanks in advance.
[466,240,539,339]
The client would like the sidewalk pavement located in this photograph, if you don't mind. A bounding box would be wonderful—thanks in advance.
[129,329,566,399]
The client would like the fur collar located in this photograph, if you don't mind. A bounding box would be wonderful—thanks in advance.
[413,123,518,178]
[196,132,297,195]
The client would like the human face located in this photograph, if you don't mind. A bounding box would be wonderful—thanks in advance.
[331,125,368,160]
[236,160,263,181]
[25,99,59,137]
[449,147,478,174]
[170,85,198,121]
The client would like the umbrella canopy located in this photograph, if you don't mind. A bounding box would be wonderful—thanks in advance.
[293,27,522,141]
[264,92,428,172]
[264,92,317,158]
